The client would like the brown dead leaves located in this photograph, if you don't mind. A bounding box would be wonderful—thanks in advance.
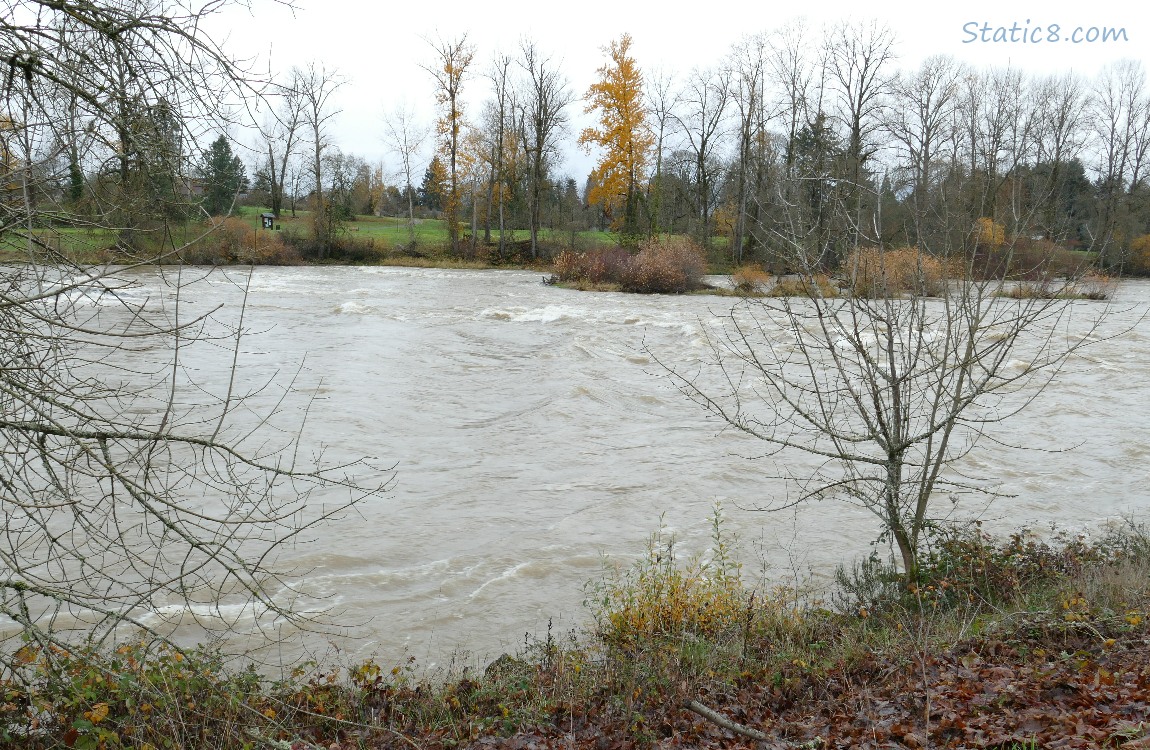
[446,630,1150,750]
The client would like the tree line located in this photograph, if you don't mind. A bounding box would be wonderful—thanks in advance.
[6,18,1150,273]
[396,24,1149,272]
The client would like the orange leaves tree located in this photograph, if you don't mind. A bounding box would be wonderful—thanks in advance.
[423,34,476,255]
[579,34,654,243]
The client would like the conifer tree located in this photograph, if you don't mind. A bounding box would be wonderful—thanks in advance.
[199,134,246,216]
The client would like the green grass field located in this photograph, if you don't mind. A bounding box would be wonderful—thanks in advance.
[0,210,628,270]
[4,204,710,265]
[265,210,618,250]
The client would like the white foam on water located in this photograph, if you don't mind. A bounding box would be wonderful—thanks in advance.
[332,301,375,315]
[468,562,531,599]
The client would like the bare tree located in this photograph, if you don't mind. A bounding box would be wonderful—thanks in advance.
[482,53,517,256]
[825,20,896,178]
[727,34,769,263]
[645,67,680,236]
[383,102,429,250]
[258,72,307,219]
[1089,60,1150,268]
[767,19,821,179]
[294,61,346,258]
[956,67,1038,230]
[1028,72,1089,243]
[675,66,731,248]
[662,179,1113,581]
[518,39,573,259]
[884,55,964,245]
[824,20,896,252]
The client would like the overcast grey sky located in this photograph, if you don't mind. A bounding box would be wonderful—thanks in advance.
[208,0,1147,184]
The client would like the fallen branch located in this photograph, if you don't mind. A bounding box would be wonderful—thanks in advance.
[685,700,824,748]
[685,700,768,740]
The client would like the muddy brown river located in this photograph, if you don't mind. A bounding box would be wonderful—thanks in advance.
[26,266,1150,668]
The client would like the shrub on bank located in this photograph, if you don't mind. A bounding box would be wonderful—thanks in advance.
[621,236,707,294]
[1000,271,1116,300]
[834,520,1150,622]
[844,246,946,298]
[547,237,707,293]
[181,217,301,265]
[768,273,839,298]
[0,642,268,750]
[1007,237,1092,281]
[283,230,386,263]
[584,508,749,650]
[971,236,1092,282]
[550,247,631,284]
[731,264,771,294]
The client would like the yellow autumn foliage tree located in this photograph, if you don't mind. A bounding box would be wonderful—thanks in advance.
[975,216,1006,249]
[1131,234,1150,275]
[457,124,488,257]
[579,34,654,239]
[424,35,475,254]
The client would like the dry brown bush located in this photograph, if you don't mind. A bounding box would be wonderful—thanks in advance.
[1004,272,1116,300]
[549,247,633,284]
[181,217,301,265]
[731,264,771,294]
[586,247,632,284]
[622,236,706,294]
[1008,238,1091,281]
[551,250,583,281]
[768,274,839,298]
[1073,272,1116,300]
[845,246,945,298]
[972,237,1092,281]
[549,241,704,292]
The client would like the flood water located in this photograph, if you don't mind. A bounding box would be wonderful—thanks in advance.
[49,267,1150,666]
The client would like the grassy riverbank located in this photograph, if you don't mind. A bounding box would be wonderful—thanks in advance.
[0,209,606,270]
[4,519,1149,750]
[5,213,1114,303]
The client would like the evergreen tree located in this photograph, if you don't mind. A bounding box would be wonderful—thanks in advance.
[199,134,247,216]
[417,155,447,211]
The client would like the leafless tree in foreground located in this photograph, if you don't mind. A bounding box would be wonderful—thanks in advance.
[0,0,389,684]
[1,266,388,647]
[661,186,1120,579]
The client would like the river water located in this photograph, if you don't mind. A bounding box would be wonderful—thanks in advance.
[63,267,1150,666]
